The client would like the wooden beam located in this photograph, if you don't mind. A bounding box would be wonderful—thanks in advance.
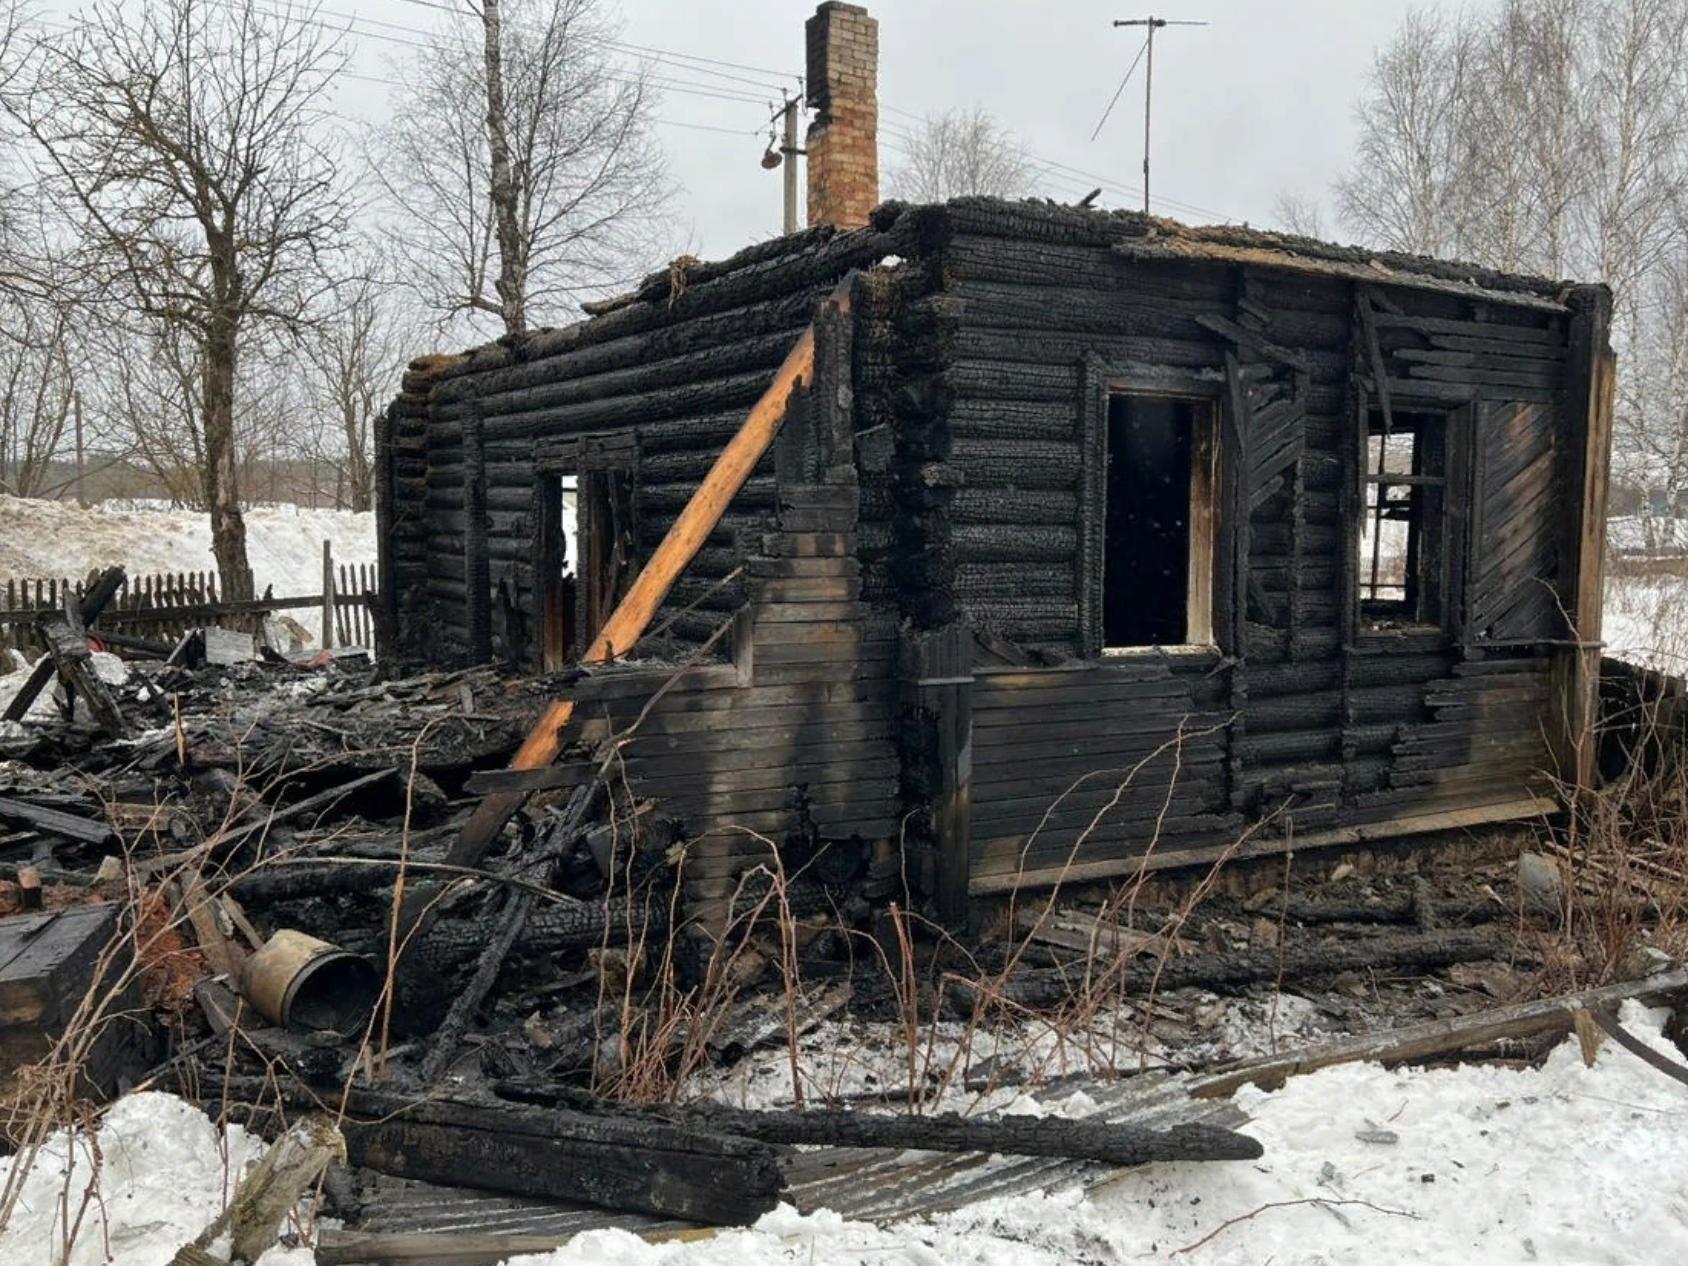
[2,566,125,724]
[462,405,492,664]
[1191,966,1688,1099]
[316,1231,591,1266]
[494,1084,1263,1166]
[449,275,855,868]
[220,1081,783,1225]
[1550,285,1615,789]
[0,796,116,845]
[316,1228,712,1266]
[967,796,1559,895]
[914,624,973,926]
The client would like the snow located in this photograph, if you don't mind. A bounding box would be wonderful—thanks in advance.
[8,1009,1684,1265]
[1603,572,1688,675]
[1607,515,1688,558]
[693,993,1336,1115]
[0,1092,314,1266]
[0,495,375,598]
[506,1002,1688,1266]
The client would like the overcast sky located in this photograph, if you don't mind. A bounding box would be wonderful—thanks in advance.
[36,1,1498,263]
[328,0,1508,263]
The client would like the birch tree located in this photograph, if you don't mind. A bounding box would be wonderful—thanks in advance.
[5,0,350,596]
[1338,0,1688,502]
[372,0,669,340]
[888,108,1034,202]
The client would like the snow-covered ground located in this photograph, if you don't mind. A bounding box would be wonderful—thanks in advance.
[0,1093,312,1266]
[1604,571,1688,675]
[479,1002,1688,1264]
[0,496,375,597]
[4,1005,1686,1266]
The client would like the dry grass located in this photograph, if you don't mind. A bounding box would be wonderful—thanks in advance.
[1534,676,1688,988]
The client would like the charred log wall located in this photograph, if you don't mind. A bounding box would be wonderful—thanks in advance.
[389,222,918,666]
[386,358,451,661]
[906,199,1583,894]
[536,483,900,924]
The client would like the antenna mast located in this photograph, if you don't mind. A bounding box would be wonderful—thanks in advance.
[1112,16,1207,213]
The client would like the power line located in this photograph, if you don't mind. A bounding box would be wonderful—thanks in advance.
[38,2,1236,224]
[180,0,785,109]
[377,0,804,82]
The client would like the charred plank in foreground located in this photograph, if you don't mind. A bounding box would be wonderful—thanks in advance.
[494,1082,1264,1166]
[217,1081,783,1226]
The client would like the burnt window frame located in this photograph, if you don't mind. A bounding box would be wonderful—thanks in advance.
[1077,359,1222,659]
[1358,409,1446,627]
[1349,396,1473,640]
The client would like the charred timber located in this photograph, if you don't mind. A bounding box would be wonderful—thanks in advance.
[216,1081,782,1226]
[959,930,1501,1010]
[493,1086,1264,1167]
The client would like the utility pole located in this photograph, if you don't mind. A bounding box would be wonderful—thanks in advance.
[765,94,804,234]
[781,95,800,234]
[1113,16,1206,213]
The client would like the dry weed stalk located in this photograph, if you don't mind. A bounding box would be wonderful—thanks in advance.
[1540,671,1688,986]
[0,719,446,1258]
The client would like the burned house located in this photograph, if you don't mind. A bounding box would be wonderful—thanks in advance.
[376,3,1615,924]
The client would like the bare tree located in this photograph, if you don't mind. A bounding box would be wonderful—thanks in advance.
[888,107,1035,202]
[1336,6,1481,258]
[304,273,412,511]
[92,320,210,509]
[372,0,670,341]
[4,0,350,596]
[0,204,80,497]
[1269,191,1327,239]
[1337,0,1688,502]
[0,293,74,497]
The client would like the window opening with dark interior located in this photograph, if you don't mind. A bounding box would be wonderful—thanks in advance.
[1103,393,1215,650]
[1358,408,1446,630]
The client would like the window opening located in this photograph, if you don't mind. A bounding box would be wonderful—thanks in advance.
[1103,393,1215,649]
[537,475,579,670]
[1358,408,1445,629]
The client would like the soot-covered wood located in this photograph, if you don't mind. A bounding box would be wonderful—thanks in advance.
[387,197,1593,906]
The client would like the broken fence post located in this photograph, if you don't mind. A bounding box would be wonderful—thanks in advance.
[321,539,335,650]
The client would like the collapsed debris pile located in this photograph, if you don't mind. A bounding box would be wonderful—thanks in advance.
[3,627,1686,1255]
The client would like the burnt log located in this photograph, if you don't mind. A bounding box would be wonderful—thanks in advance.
[493,1084,1263,1167]
[36,613,125,737]
[958,930,1501,1010]
[217,1081,783,1225]
[2,566,125,724]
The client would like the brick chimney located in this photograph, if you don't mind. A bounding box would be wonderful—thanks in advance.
[805,3,878,229]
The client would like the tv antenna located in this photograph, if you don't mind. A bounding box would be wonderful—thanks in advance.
[1111,16,1207,213]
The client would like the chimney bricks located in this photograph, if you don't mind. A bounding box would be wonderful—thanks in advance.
[804,3,878,230]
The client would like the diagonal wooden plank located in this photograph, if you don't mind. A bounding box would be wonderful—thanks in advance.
[448,275,856,868]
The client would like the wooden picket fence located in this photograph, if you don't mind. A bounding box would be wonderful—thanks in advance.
[0,548,380,658]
